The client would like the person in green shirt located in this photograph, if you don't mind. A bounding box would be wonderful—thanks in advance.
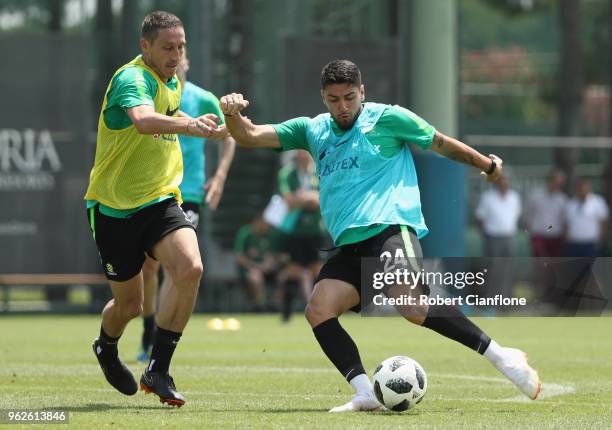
[86,11,225,408]
[277,150,326,321]
[234,216,280,310]
[137,48,236,363]
[219,60,541,411]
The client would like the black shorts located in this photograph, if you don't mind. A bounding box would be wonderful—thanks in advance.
[181,201,201,229]
[87,198,195,282]
[283,234,322,266]
[315,225,423,312]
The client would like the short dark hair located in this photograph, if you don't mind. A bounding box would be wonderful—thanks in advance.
[141,11,183,43]
[320,60,362,89]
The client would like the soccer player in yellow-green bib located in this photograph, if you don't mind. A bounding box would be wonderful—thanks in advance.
[137,48,237,363]
[85,11,227,407]
[220,60,541,412]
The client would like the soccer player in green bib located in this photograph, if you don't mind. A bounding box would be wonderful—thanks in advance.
[220,60,541,411]
[85,11,227,406]
[137,48,236,363]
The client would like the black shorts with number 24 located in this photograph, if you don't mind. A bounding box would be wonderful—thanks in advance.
[315,225,423,312]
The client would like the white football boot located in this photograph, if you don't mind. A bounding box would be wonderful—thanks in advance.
[495,347,541,400]
[329,390,386,413]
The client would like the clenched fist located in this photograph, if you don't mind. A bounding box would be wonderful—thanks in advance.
[220,93,249,116]
[481,154,503,183]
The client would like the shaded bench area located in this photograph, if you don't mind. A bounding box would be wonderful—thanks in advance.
[0,274,251,314]
[0,274,108,313]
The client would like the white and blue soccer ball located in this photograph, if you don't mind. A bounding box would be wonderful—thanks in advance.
[372,356,427,411]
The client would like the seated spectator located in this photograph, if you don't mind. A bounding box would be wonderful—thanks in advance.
[234,216,280,311]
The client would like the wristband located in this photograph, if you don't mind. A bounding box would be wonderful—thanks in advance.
[485,159,496,175]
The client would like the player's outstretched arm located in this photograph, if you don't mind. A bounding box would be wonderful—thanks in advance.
[430,131,503,182]
[127,105,219,138]
[220,93,281,149]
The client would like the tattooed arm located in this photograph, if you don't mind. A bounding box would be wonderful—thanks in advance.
[429,131,503,182]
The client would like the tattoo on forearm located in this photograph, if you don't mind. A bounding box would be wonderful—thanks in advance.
[436,135,444,148]
[447,151,475,166]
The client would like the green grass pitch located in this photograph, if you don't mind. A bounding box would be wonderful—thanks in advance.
[1,315,611,429]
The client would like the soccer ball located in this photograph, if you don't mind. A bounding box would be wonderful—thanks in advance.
[372,356,427,411]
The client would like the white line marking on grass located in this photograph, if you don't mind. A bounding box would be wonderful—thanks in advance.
[183,391,348,399]
[427,394,609,407]
[503,383,576,402]
[5,365,577,404]
[428,381,575,403]
[182,365,335,374]
[5,384,588,406]
[432,374,575,402]
[432,373,508,383]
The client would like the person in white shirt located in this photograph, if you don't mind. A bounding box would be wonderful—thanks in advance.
[563,178,609,257]
[476,175,522,256]
[524,170,567,307]
[475,175,522,299]
[525,170,567,257]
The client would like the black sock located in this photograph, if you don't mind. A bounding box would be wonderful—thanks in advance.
[282,281,297,322]
[98,325,120,355]
[312,317,365,382]
[148,326,181,374]
[99,325,120,344]
[142,315,156,349]
[422,305,491,354]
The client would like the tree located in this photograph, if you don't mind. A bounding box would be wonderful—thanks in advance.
[554,0,583,188]
[475,0,584,186]
[0,0,64,32]
[604,0,612,247]
[91,0,116,123]
[48,0,63,32]
[120,0,140,62]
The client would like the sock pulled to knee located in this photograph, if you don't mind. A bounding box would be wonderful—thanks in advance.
[422,305,491,354]
[148,326,182,374]
[99,325,120,345]
[312,318,366,384]
[97,325,120,356]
